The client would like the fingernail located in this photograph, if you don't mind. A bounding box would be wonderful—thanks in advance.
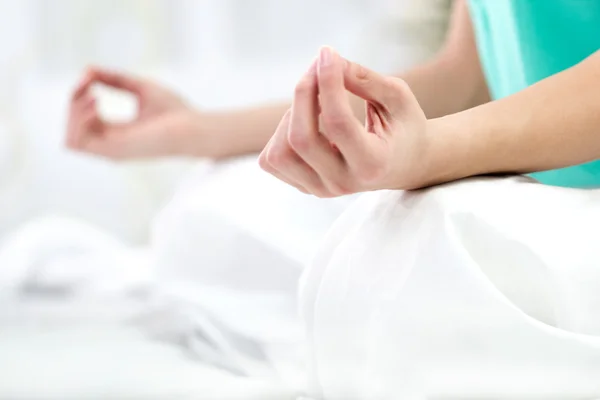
[319,46,334,68]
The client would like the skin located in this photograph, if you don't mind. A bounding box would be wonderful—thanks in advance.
[72,0,599,196]
[259,2,600,196]
[66,1,484,161]
[66,69,196,160]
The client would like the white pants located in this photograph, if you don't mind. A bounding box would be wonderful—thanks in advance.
[301,177,600,399]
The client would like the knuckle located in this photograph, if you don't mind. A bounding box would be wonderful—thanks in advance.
[294,78,313,97]
[258,152,272,171]
[327,183,350,197]
[353,63,372,84]
[312,189,332,199]
[295,186,310,195]
[265,148,289,168]
[321,111,351,133]
[387,77,411,96]
[307,180,331,199]
[287,129,311,152]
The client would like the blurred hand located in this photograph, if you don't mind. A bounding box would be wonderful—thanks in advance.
[66,67,200,160]
[259,47,431,197]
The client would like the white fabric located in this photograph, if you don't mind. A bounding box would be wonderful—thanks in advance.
[0,216,154,328]
[0,216,151,296]
[0,157,353,395]
[0,324,295,400]
[301,177,600,399]
[149,156,354,386]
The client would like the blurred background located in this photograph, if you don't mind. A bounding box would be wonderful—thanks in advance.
[0,1,451,398]
[0,0,449,244]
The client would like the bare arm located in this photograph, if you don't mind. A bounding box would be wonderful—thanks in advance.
[67,1,487,161]
[425,49,600,186]
[257,1,600,196]
[397,0,489,119]
[188,0,488,158]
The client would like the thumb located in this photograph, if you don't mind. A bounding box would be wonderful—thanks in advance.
[87,67,144,95]
[343,58,408,114]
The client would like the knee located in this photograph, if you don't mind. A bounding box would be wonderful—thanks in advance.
[299,177,529,313]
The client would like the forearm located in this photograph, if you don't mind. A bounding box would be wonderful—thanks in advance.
[423,51,600,187]
[207,103,290,157]
[182,102,289,158]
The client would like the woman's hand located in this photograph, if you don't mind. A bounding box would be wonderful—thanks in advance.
[259,47,434,197]
[66,67,210,160]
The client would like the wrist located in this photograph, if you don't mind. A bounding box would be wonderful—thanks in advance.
[417,115,477,188]
[173,109,233,159]
[178,110,268,159]
[166,108,204,157]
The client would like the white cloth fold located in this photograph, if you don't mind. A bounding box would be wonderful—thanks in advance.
[0,216,151,296]
[301,177,600,399]
[0,156,352,391]
[150,156,354,387]
[0,216,153,327]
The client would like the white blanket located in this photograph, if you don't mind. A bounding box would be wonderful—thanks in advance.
[301,177,600,399]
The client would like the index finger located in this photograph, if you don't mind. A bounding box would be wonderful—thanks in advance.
[316,46,370,166]
[72,70,95,100]
[88,67,143,94]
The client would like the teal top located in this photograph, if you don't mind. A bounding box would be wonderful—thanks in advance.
[468,0,600,187]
